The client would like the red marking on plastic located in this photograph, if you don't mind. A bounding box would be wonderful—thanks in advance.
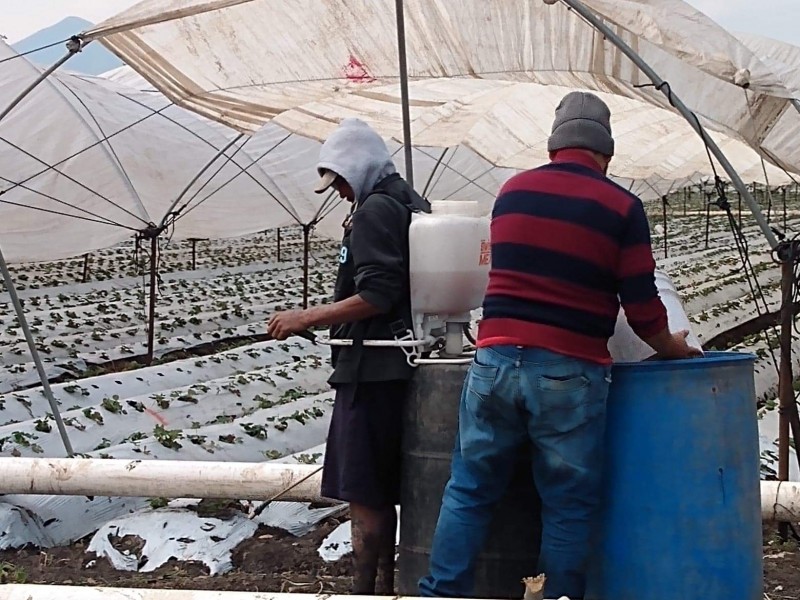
[144,407,168,426]
[343,55,375,83]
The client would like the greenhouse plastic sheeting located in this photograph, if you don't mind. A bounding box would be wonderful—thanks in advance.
[273,78,791,186]
[738,33,800,99]
[0,42,316,262]
[84,0,800,176]
[0,46,504,262]
[105,65,788,191]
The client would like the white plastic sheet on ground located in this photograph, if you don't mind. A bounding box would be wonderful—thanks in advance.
[88,502,344,575]
[318,507,400,563]
[85,0,800,177]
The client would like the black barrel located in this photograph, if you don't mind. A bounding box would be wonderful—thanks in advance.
[398,363,542,599]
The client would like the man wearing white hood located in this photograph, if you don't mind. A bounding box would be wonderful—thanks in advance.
[269,118,430,594]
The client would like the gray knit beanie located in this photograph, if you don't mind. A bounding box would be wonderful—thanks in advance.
[547,91,615,157]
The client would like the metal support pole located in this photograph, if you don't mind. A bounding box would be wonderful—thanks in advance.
[302,224,311,310]
[81,253,90,283]
[556,0,779,250]
[661,196,669,259]
[395,0,414,188]
[146,235,159,365]
[737,191,742,230]
[704,198,712,250]
[767,193,772,223]
[185,238,207,270]
[784,187,788,231]
[778,258,795,538]
[0,38,82,126]
[277,228,282,262]
[0,245,73,456]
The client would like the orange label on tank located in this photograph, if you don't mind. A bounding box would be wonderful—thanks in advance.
[479,240,491,266]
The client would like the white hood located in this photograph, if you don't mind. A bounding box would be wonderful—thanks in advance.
[317,118,397,203]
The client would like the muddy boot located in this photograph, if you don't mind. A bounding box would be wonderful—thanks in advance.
[375,507,397,595]
[351,507,381,594]
[375,552,395,595]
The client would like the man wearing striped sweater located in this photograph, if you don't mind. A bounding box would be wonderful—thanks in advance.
[419,92,700,600]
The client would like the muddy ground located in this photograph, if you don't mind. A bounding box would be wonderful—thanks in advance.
[0,515,797,597]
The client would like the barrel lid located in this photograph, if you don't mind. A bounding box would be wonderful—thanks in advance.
[611,351,755,373]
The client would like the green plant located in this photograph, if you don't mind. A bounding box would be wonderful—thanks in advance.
[153,424,183,450]
[148,497,169,509]
[296,453,322,465]
[33,418,51,433]
[101,396,123,414]
[0,562,27,584]
[241,423,268,440]
[82,408,104,425]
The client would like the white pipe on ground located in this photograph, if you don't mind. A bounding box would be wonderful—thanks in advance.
[0,458,327,503]
[761,480,800,522]
[0,458,798,522]
[0,587,458,600]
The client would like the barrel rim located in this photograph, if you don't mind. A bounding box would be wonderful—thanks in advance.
[611,350,755,371]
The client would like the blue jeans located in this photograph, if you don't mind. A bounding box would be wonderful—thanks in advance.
[418,346,611,599]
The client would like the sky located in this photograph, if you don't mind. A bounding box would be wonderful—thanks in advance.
[1,0,799,46]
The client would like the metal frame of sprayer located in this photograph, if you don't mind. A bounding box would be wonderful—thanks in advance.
[318,313,477,366]
[316,204,489,366]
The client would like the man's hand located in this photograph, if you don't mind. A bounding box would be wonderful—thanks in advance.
[645,328,703,360]
[657,330,703,360]
[267,310,311,341]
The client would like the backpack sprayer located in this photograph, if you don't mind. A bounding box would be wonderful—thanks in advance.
[320,201,492,366]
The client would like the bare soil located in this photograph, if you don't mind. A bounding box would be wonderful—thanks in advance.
[0,516,353,593]
[0,519,797,597]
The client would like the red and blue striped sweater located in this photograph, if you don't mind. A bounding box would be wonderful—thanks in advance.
[477,150,668,365]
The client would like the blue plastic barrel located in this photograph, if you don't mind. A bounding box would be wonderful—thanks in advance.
[586,352,762,600]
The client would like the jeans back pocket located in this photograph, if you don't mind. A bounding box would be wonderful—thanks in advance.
[537,373,594,434]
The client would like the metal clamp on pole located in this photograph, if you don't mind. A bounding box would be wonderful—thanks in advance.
[0,37,84,126]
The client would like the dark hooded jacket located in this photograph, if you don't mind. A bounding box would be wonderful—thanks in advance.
[317,118,429,384]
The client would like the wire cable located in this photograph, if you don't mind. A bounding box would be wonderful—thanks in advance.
[0,175,138,230]
[0,137,149,225]
[0,39,71,64]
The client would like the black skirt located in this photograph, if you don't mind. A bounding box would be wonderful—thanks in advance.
[321,380,409,508]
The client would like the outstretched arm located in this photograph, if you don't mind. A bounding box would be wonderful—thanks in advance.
[268,197,406,340]
[267,295,381,340]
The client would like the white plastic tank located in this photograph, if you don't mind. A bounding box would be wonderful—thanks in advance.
[409,201,491,340]
[607,269,703,362]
